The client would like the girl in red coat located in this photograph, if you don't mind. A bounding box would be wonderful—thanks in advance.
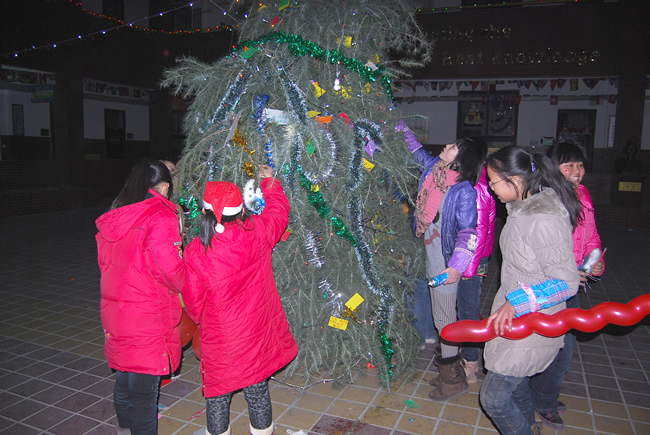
[182,165,298,435]
[96,159,186,435]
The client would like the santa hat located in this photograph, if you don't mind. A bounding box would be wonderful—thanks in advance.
[202,181,243,233]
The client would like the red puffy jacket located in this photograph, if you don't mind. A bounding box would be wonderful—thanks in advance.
[96,189,185,376]
[182,178,298,397]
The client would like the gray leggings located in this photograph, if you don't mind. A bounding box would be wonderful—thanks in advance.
[206,379,272,434]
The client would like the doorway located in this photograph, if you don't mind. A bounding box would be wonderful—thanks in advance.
[105,109,125,159]
[556,110,596,172]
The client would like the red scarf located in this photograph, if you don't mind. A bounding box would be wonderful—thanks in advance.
[415,160,458,238]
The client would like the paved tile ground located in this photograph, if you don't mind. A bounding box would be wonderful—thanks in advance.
[1,206,649,434]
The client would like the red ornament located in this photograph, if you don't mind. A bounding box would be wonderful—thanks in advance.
[441,294,650,342]
[178,309,198,347]
[192,326,202,360]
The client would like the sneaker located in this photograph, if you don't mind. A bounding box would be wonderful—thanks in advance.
[538,410,564,431]
[557,400,567,413]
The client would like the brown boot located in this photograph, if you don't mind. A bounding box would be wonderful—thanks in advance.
[429,371,441,387]
[428,354,469,401]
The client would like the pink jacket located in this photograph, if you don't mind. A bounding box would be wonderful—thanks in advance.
[574,184,604,275]
[182,178,298,397]
[96,189,185,376]
[463,168,496,278]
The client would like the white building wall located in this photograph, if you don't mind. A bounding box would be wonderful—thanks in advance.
[400,100,458,144]
[83,99,149,140]
[0,89,50,137]
[395,76,620,149]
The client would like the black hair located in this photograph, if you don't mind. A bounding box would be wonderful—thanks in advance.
[450,137,487,186]
[110,159,173,210]
[486,145,582,228]
[199,209,249,252]
[546,142,588,165]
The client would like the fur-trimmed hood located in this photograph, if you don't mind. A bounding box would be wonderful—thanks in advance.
[506,188,569,221]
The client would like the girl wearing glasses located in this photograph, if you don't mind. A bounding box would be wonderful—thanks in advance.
[480,145,581,434]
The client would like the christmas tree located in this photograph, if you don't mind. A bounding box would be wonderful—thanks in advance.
[162,0,432,388]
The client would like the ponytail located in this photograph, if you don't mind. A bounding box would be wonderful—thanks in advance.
[487,146,582,228]
[199,209,217,252]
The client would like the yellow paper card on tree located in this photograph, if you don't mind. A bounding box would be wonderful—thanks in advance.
[362,158,375,171]
[328,316,349,330]
[345,293,364,311]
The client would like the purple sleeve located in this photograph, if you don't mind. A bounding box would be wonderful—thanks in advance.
[448,228,478,274]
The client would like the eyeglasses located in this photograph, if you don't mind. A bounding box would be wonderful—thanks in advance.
[488,178,506,188]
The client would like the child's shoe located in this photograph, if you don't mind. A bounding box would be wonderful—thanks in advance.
[250,422,274,434]
[428,354,469,401]
[538,410,564,430]
[460,358,480,384]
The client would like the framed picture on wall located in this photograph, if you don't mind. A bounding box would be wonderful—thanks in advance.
[459,101,487,136]
[457,92,519,147]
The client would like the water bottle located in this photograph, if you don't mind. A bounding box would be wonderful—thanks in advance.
[428,272,449,288]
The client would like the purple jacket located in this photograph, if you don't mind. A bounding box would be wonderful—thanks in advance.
[463,167,496,278]
[412,147,478,274]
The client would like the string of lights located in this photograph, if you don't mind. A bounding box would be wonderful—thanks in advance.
[0,0,244,61]
[1,0,602,61]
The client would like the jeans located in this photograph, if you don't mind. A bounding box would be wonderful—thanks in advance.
[114,371,160,435]
[409,277,438,344]
[481,371,536,435]
[529,292,580,413]
[457,257,488,362]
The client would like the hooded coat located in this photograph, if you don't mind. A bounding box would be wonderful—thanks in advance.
[96,189,185,375]
[182,178,298,397]
[484,189,580,378]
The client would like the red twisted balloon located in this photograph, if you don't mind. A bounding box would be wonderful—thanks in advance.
[441,294,650,343]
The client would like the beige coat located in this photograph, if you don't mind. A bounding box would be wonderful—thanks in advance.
[484,189,580,378]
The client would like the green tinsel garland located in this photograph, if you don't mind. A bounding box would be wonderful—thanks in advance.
[285,163,358,247]
[233,31,393,102]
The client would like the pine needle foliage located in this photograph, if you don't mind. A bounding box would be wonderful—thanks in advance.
[161,0,433,389]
